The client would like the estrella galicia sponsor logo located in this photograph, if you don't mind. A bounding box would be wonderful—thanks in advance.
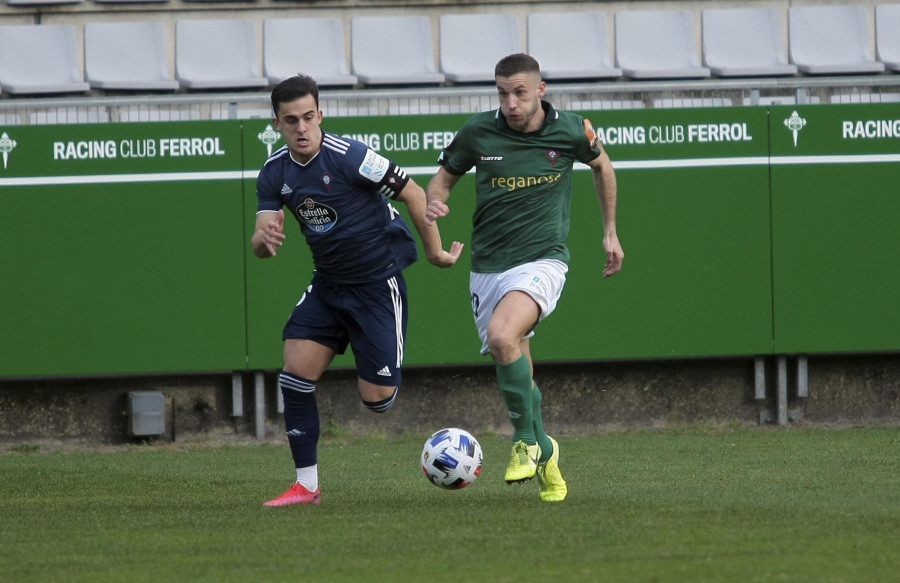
[0,132,17,170]
[296,198,337,233]
[784,111,807,147]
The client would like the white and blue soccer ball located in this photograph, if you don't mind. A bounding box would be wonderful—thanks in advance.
[421,428,483,490]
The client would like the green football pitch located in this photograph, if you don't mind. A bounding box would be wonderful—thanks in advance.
[2,426,898,582]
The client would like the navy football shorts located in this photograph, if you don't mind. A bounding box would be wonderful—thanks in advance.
[283,273,408,387]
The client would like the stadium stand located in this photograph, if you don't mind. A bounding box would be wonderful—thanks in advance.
[350,15,445,86]
[614,10,711,79]
[0,24,90,95]
[701,8,798,77]
[1,3,899,118]
[527,12,622,81]
[876,3,900,71]
[264,18,357,87]
[439,13,521,83]
[84,22,179,91]
[175,19,268,90]
[788,5,885,74]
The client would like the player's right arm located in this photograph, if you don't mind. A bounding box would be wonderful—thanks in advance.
[424,167,462,226]
[251,209,286,258]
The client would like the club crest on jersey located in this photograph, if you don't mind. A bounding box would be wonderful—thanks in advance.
[322,173,332,192]
[296,197,337,233]
[546,150,559,166]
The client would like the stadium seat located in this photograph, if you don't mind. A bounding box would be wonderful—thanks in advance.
[788,5,885,74]
[92,0,168,4]
[264,18,357,87]
[875,4,900,71]
[0,24,90,95]
[175,19,268,90]
[614,10,711,79]
[350,15,445,86]
[527,12,622,81]
[85,22,179,91]
[702,9,798,77]
[439,13,520,83]
[5,0,82,5]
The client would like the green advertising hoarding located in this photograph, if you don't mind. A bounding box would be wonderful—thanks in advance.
[769,104,900,353]
[0,122,247,377]
[545,107,774,360]
[2,102,897,379]
[241,107,774,370]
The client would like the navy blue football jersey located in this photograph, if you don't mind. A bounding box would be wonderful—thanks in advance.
[257,132,418,284]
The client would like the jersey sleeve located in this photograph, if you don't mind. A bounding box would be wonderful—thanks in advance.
[572,113,604,165]
[437,121,477,176]
[256,161,283,213]
[346,142,410,200]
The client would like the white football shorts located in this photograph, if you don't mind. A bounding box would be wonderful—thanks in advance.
[469,259,568,355]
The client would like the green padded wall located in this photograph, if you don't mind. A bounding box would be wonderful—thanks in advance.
[769,104,900,353]
[0,122,247,377]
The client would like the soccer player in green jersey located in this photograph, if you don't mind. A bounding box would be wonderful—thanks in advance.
[425,53,624,502]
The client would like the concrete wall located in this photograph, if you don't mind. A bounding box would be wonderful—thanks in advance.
[2,354,898,451]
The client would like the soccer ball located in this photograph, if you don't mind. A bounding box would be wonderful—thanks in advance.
[421,428,483,490]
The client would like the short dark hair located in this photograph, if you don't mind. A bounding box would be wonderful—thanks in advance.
[271,74,320,117]
[495,53,542,79]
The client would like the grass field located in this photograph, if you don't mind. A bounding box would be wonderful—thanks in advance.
[1,426,898,583]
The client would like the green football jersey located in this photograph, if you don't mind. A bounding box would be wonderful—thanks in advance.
[438,101,601,273]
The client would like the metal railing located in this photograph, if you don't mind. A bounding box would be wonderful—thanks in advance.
[1,75,899,125]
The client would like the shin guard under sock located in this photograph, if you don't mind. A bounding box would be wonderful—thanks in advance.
[279,372,320,469]
[496,354,535,444]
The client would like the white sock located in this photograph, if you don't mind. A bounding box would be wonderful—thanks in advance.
[296,465,318,491]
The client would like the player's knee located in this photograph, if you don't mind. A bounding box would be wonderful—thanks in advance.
[362,387,398,414]
[486,330,519,360]
[279,371,317,395]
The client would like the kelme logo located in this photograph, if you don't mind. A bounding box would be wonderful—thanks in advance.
[784,111,807,147]
[0,132,17,169]
[258,124,280,156]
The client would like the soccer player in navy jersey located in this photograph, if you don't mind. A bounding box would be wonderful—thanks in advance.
[254,75,463,506]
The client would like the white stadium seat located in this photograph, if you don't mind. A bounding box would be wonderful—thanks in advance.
[351,16,445,86]
[175,19,268,90]
[439,13,520,83]
[875,4,900,71]
[527,12,622,81]
[702,9,798,77]
[615,10,711,79]
[788,5,885,74]
[0,24,90,95]
[85,22,179,91]
[264,18,357,87]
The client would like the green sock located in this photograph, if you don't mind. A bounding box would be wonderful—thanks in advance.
[532,383,553,463]
[496,354,535,444]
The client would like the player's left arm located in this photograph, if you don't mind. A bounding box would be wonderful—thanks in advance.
[587,147,624,277]
[395,179,463,268]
